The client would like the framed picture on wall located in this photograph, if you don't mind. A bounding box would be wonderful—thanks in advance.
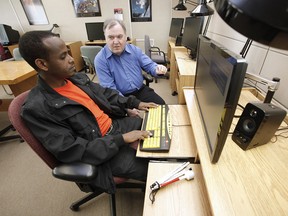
[72,0,102,17]
[20,0,49,25]
[130,0,152,22]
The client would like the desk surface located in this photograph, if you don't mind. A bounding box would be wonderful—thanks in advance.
[175,50,197,76]
[143,162,212,216]
[0,61,36,85]
[136,105,197,159]
[184,88,288,215]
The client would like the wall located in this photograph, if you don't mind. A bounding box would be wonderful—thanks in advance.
[0,0,171,52]
[206,3,288,110]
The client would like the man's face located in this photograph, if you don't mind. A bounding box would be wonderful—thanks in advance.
[42,37,76,79]
[104,23,127,55]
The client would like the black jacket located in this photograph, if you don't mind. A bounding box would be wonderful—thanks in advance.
[21,72,141,193]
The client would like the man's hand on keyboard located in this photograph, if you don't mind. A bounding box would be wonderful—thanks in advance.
[127,108,141,117]
[138,102,158,111]
[123,130,152,143]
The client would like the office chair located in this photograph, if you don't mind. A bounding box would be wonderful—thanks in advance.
[80,45,102,81]
[0,99,22,142]
[8,90,145,215]
[144,35,170,83]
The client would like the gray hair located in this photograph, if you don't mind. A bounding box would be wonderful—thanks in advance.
[103,18,127,35]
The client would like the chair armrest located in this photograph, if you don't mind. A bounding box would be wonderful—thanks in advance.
[150,50,170,64]
[52,162,98,183]
[150,46,161,52]
[142,72,154,82]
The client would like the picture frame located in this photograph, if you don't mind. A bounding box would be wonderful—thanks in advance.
[20,0,49,25]
[130,0,152,22]
[72,0,102,17]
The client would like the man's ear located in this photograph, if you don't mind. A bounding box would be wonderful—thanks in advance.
[35,58,48,71]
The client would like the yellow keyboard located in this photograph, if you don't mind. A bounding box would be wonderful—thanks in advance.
[140,105,172,152]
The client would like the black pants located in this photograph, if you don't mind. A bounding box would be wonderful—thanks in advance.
[125,85,165,105]
[109,117,149,182]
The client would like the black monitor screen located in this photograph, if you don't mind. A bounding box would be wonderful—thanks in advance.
[181,16,204,59]
[85,22,105,41]
[194,35,247,163]
[169,18,184,38]
[0,24,20,45]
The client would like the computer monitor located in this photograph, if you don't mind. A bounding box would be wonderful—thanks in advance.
[85,22,105,41]
[169,18,184,38]
[194,35,248,163]
[181,16,204,60]
[0,24,20,45]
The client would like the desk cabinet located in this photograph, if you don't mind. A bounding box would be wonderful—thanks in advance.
[65,41,84,72]
[174,50,196,104]
[167,40,187,94]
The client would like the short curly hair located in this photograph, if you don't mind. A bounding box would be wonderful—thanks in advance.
[19,31,59,70]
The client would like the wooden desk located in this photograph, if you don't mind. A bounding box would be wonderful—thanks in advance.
[3,42,83,71]
[174,50,197,104]
[143,162,211,216]
[0,61,37,111]
[65,41,84,72]
[184,88,288,215]
[136,105,198,159]
[0,61,37,96]
[85,39,136,46]
[167,40,187,94]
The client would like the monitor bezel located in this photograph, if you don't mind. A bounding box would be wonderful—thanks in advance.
[181,16,204,60]
[85,22,105,41]
[194,35,248,163]
[169,18,184,38]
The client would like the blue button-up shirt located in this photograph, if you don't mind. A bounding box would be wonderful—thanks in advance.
[94,43,157,95]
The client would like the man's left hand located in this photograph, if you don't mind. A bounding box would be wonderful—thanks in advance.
[156,65,167,75]
[127,108,141,117]
[138,102,158,111]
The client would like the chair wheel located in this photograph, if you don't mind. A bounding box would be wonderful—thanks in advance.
[70,205,79,211]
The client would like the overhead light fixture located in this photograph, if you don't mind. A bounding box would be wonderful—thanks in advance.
[213,0,288,50]
[173,0,198,11]
[173,0,214,16]
[49,24,59,32]
[173,1,214,35]
[190,1,214,17]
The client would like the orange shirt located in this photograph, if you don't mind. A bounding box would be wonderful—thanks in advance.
[54,80,112,136]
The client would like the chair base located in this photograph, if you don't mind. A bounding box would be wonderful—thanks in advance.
[0,125,22,142]
[70,181,145,215]
[70,190,104,211]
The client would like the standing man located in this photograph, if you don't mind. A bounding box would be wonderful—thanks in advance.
[95,18,167,105]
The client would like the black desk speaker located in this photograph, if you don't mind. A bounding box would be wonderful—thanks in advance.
[232,102,286,150]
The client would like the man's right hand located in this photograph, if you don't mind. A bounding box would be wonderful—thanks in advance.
[122,130,152,143]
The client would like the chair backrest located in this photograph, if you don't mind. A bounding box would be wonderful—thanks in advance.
[80,46,102,67]
[13,48,24,61]
[144,35,152,58]
[8,91,59,169]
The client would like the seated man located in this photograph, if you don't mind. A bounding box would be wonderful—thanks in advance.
[95,18,167,105]
[19,31,157,193]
